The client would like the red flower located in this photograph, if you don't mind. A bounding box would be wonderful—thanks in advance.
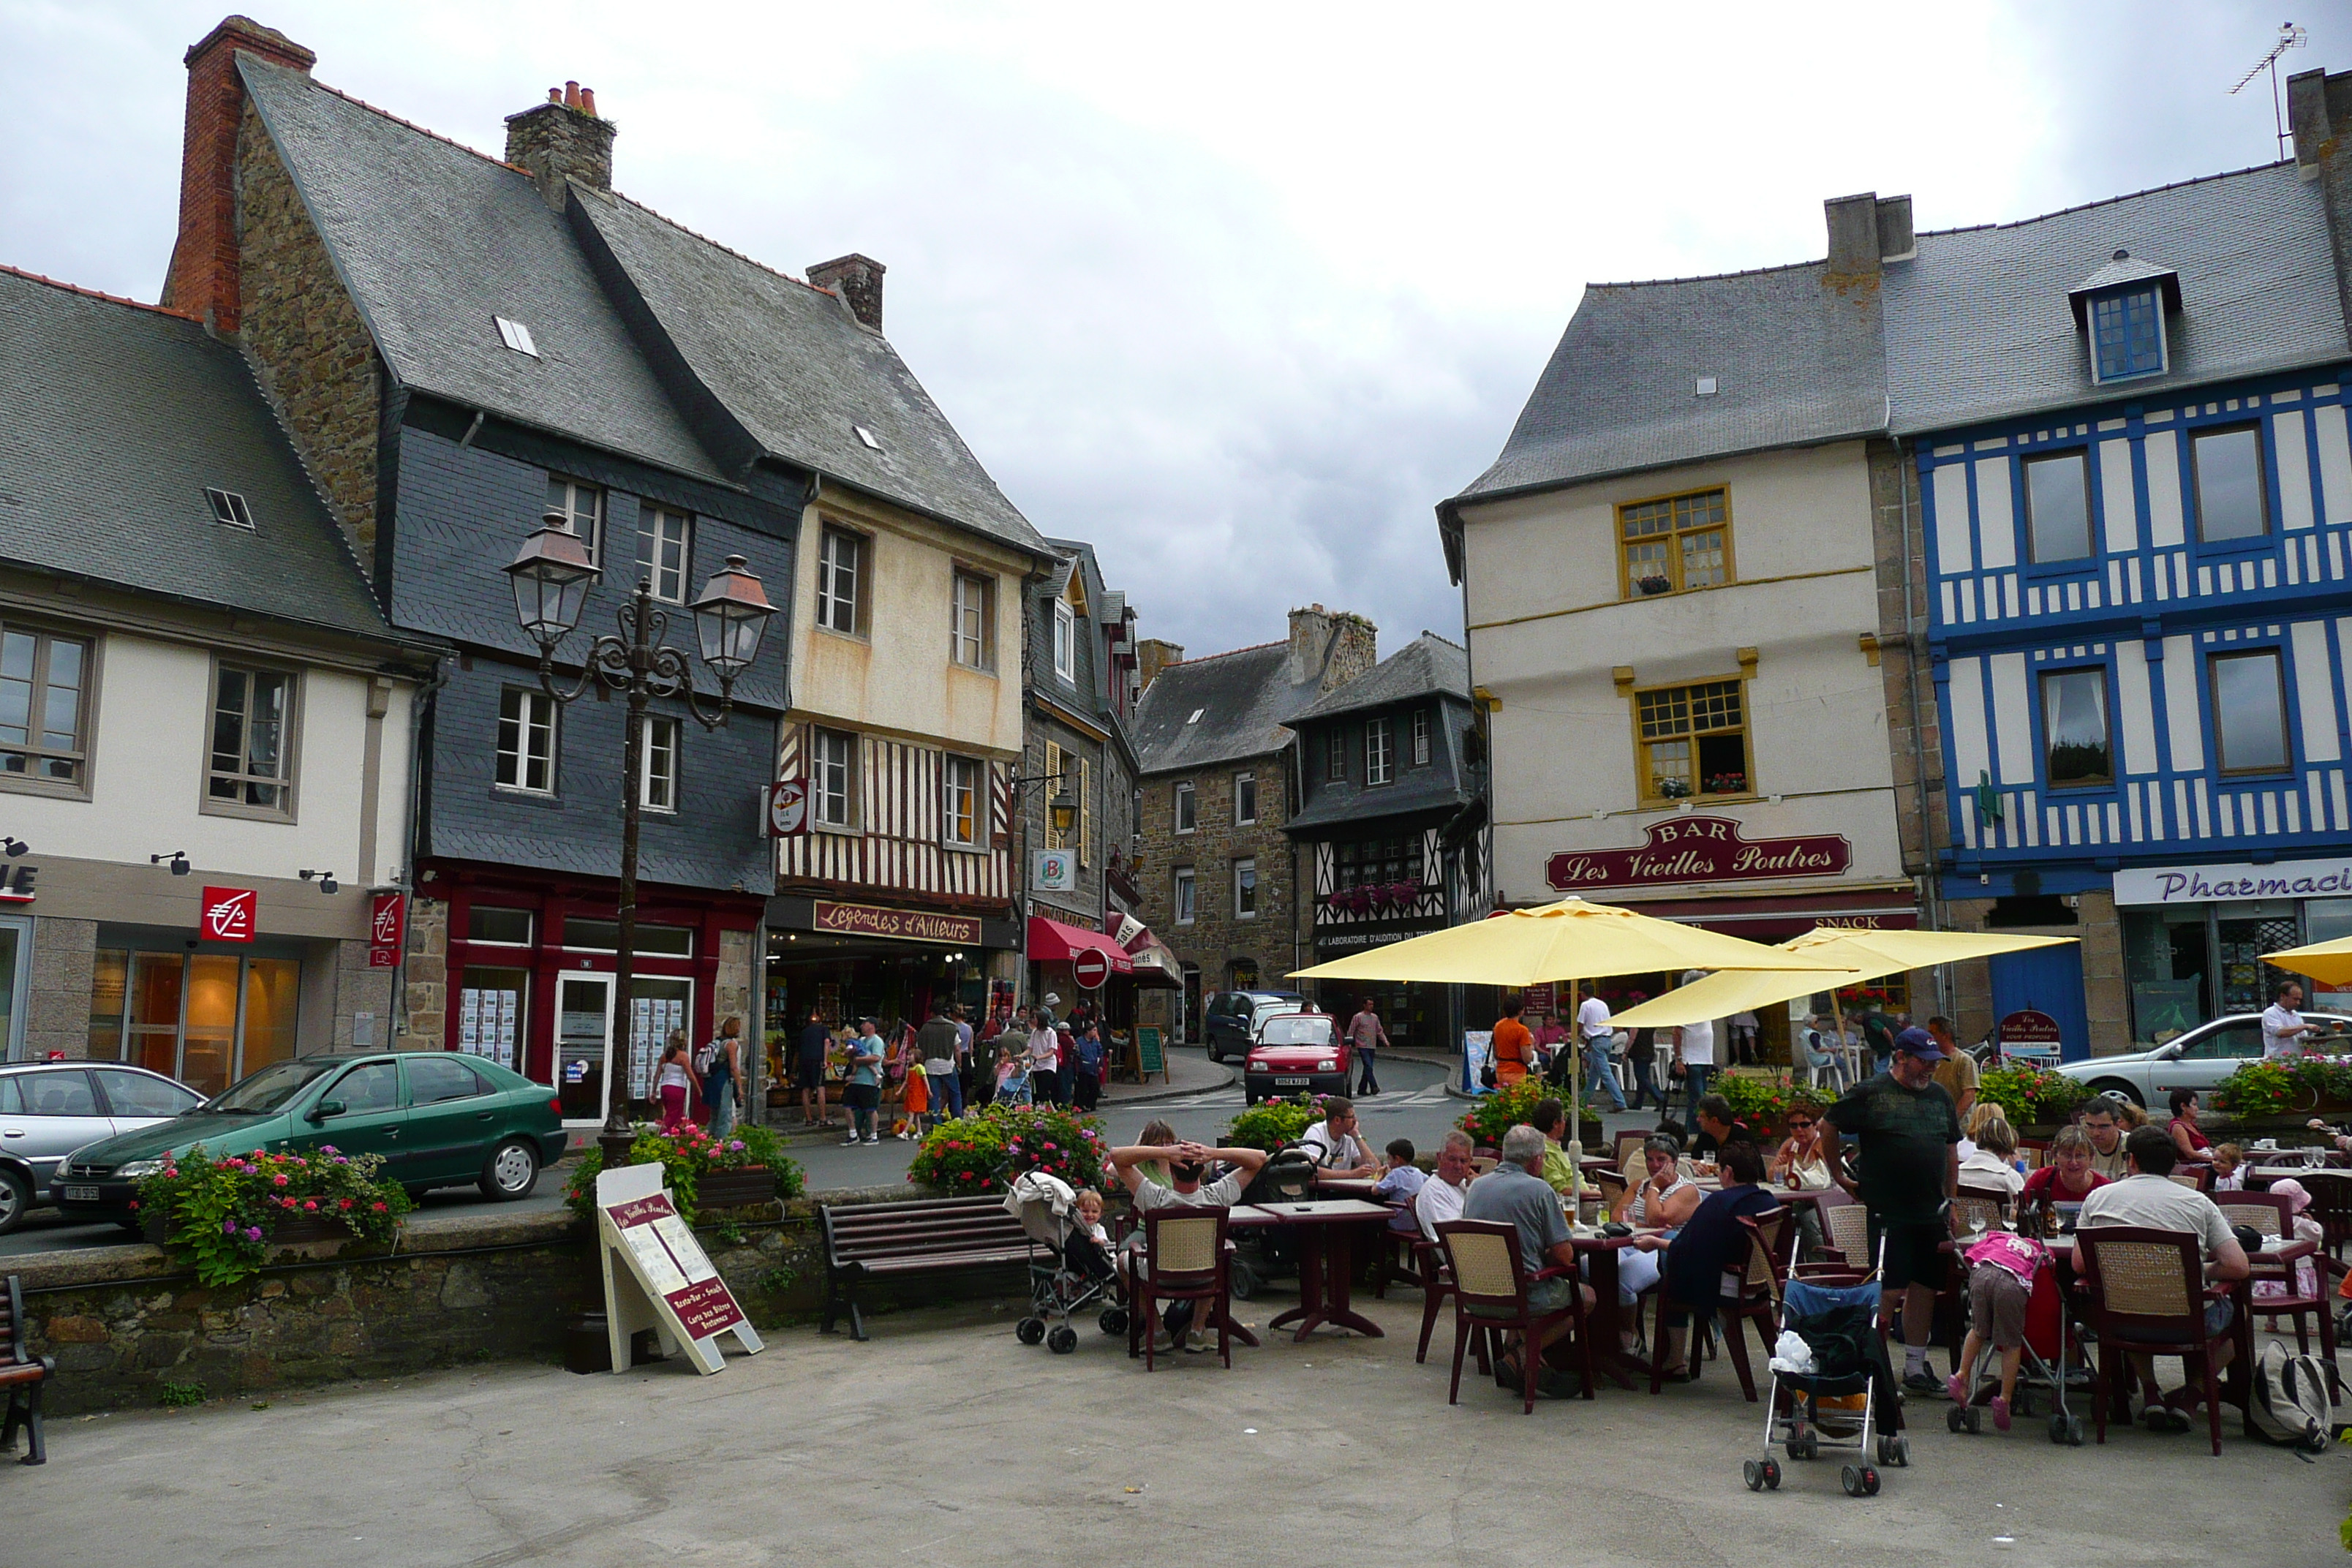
[302,1201,318,1213]
[272,1174,290,1186]
[339,1199,353,1210]
[372,1202,388,1213]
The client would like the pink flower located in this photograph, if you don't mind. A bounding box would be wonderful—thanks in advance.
[272,1174,289,1187]
[244,1226,262,1240]
[302,1200,318,1213]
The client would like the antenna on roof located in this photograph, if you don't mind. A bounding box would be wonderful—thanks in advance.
[2229,21,2309,159]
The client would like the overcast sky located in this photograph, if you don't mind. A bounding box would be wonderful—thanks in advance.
[1,1,2334,660]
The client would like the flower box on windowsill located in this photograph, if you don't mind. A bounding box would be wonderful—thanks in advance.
[1635,577,1674,597]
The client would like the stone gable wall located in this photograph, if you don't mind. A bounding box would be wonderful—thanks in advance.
[1135,751,1296,1034]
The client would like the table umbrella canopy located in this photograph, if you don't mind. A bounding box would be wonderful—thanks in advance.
[1287,897,1850,987]
[2263,934,2352,987]
[1605,927,2079,1029]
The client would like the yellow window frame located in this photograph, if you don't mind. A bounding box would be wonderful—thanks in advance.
[1630,675,1752,805]
[1616,485,1735,600]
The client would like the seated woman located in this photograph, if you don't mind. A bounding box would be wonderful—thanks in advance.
[2166,1088,2214,1164]
[1957,1106,2026,1196]
[1636,1139,1779,1378]
[1594,1137,1703,1341]
[2018,1125,2106,1227]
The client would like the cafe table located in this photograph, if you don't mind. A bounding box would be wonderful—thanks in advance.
[1224,1199,1395,1342]
[1567,1227,1646,1390]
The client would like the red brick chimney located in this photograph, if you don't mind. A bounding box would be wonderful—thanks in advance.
[807,254,886,331]
[162,15,316,333]
[505,83,617,211]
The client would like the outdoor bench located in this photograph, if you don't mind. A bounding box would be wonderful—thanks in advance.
[1,1274,51,1464]
[819,1195,1031,1341]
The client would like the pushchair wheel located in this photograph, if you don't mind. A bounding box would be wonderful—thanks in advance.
[2051,1411,2084,1447]
[1744,1459,1764,1492]
[1964,1406,1982,1434]
[1945,1405,1967,1434]
[1800,1431,1820,1461]
[1098,1307,1128,1335]
[1760,1458,1781,1490]
[1047,1326,1078,1355]
[1842,1464,1880,1497]
[1015,1317,1047,1346]
[1887,1436,1909,1467]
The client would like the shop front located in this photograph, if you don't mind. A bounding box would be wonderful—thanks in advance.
[2115,856,2352,1044]
[1305,909,1456,1052]
[422,863,763,1126]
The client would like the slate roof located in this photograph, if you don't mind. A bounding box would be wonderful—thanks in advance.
[1447,260,1888,505]
[1885,161,2347,433]
[0,268,411,645]
[1132,642,1327,774]
[1293,633,1469,723]
[1029,538,1135,757]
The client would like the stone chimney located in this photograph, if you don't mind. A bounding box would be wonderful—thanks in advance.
[808,254,886,331]
[505,82,616,210]
[2291,67,2352,339]
[1823,192,1915,284]
[1288,604,1377,693]
[162,15,317,333]
[1137,638,1185,693]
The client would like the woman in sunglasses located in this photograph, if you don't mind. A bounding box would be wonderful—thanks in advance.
[1771,1108,1832,1258]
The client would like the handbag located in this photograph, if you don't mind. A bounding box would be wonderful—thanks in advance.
[1480,1061,1498,1088]
[1669,1058,1688,1080]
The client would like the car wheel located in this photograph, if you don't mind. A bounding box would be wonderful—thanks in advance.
[0,1167,30,1236]
[1208,1041,1223,1063]
[480,1137,541,1201]
[2087,1079,2143,1107]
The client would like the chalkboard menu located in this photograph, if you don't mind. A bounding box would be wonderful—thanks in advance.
[1137,1025,1165,1081]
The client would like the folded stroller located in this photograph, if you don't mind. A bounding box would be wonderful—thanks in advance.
[1006,1170,1126,1354]
[1746,1239,1907,1499]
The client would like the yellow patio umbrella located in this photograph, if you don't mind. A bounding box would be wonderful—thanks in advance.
[1608,928,2081,1030]
[2263,935,2352,987]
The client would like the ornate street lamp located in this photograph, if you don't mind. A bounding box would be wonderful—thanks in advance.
[504,510,775,1168]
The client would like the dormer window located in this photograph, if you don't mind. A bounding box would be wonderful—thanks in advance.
[2068,250,2180,386]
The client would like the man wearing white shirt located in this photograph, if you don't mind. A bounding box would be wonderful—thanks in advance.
[1576,984,1628,1112]
[1673,970,1717,1124]
[1299,1099,1380,1179]
[2262,981,2321,1058]
[1415,1131,1475,1240]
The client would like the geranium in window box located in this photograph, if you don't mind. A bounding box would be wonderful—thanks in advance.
[1705,772,1747,794]
[135,1145,412,1288]
[1387,881,1423,912]
[1656,777,1692,799]
[1340,886,1373,916]
[1635,576,1673,596]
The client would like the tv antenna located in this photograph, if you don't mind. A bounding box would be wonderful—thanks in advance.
[2231,21,2310,159]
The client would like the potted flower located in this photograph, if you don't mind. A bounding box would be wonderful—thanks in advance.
[1341,886,1372,916]
[135,1145,411,1287]
[565,1123,805,1225]
[906,1101,1105,1194]
[1656,777,1692,799]
[1635,575,1673,596]
[1389,880,1423,911]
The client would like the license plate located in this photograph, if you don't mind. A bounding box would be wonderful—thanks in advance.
[62,1186,98,1202]
[1273,1077,1310,1087]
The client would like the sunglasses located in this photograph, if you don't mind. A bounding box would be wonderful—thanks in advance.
[1787,1119,1816,1128]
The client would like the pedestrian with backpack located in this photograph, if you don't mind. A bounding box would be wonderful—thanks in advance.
[696,1016,745,1139]
[917,1003,963,1122]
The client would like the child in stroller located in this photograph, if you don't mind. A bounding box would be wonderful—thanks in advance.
[1008,1170,1125,1353]
[993,1045,1033,1106]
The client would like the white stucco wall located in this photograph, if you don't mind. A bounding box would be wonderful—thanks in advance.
[1460,440,1906,905]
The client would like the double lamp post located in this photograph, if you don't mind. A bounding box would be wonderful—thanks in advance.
[504,510,776,1171]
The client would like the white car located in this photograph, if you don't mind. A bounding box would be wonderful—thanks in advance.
[2052,1011,2352,1107]
[0,1061,203,1233]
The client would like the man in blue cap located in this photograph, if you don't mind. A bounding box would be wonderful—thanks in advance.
[1818,1025,1962,1396]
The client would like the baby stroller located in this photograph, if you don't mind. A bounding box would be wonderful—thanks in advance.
[1746,1240,1907,1499]
[1006,1170,1126,1354]
[1945,1237,2089,1445]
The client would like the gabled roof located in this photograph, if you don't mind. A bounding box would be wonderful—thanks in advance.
[1293,633,1469,723]
[1447,259,1888,508]
[0,267,410,645]
[2065,250,2183,325]
[237,57,724,484]
[1885,162,2346,434]
[1030,538,1134,750]
[1132,641,1323,774]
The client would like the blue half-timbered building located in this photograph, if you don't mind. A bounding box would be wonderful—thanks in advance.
[1898,121,2352,1056]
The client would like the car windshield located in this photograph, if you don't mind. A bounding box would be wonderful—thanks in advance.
[1257,1016,1333,1047]
[206,1058,344,1115]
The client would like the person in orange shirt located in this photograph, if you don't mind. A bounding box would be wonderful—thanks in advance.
[1491,998,1537,1088]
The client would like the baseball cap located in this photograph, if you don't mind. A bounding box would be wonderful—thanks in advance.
[1893,1025,1945,1060]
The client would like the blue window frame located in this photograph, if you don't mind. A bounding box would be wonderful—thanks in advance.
[2090,287,2164,382]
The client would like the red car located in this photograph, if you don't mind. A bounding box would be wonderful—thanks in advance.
[1242,1011,1360,1104]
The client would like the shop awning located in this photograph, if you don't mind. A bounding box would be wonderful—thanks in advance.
[1126,934,1183,990]
[1027,915,1133,973]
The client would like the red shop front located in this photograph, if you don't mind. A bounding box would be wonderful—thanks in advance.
[420,862,765,1126]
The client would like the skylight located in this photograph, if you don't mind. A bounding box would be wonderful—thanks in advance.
[1187,708,1205,724]
[494,316,540,358]
[205,488,255,529]
[1695,376,1718,396]
[854,425,883,451]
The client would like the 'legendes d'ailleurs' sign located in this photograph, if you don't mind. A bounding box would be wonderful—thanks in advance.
[812,900,981,946]
[1547,816,1852,892]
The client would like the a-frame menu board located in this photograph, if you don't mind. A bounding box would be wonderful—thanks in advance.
[595,1162,764,1375]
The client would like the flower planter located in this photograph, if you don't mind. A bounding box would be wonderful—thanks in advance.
[697,1169,780,1209]
[268,1215,352,1246]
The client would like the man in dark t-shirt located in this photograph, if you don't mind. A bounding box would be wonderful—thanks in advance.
[796,1008,835,1129]
[1821,1025,1961,1397]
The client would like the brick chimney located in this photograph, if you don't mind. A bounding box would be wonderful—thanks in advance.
[1137,638,1185,693]
[505,83,616,210]
[808,254,886,331]
[162,15,316,333]
[1288,604,1376,693]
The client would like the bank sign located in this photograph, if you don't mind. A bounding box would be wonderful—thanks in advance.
[2113,856,2352,908]
[1547,816,1852,892]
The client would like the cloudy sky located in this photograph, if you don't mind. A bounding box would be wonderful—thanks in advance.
[0,1,2329,659]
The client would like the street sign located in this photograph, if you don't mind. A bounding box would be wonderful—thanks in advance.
[1032,849,1075,892]
[369,892,405,968]
[200,886,257,943]
[1071,947,1111,990]
[765,779,810,837]
[594,1162,763,1376]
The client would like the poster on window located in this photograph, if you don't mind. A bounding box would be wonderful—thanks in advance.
[459,988,482,1052]
[495,990,518,1068]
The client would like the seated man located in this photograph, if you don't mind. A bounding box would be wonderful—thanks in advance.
[1417,1131,1475,1241]
[2077,1098,2129,1180]
[1373,1137,1425,1235]
[1297,1097,1381,1179]
[1527,1097,1586,1203]
[2073,1126,2250,1431]
[1460,1124,1598,1397]
[1104,1138,1271,1351]
[1686,1093,1749,1168]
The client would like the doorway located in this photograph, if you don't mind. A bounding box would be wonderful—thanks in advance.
[555,973,614,1122]
[1989,944,2089,1063]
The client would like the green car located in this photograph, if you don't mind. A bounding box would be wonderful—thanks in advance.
[53,1052,568,1227]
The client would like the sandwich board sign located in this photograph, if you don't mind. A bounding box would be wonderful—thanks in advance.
[595,1162,764,1375]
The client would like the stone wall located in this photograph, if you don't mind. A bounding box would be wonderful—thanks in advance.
[23,916,96,1061]
[236,100,382,575]
[399,894,451,1049]
[1869,437,1946,883]
[1135,750,1297,1035]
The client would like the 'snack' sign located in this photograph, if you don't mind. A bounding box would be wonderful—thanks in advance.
[1546,816,1852,892]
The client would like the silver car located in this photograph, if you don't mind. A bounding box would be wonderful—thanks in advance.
[2053,1011,2352,1107]
[0,1062,204,1233]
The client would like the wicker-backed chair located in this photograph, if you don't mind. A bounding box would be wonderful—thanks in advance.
[2076,1226,2242,1457]
[1126,1206,1234,1371]
[1437,1219,1592,1413]
[1613,1129,1651,1169]
[1949,1189,2010,1234]
[2213,1191,2333,1359]
[1703,1207,1798,1403]
[1411,1232,1458,1363]
[1794,1197,1874,1284]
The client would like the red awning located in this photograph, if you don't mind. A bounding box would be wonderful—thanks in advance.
[1027,915,1134,973]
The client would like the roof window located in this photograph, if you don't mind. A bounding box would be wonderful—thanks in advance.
[205,488,256,529]
[1187,708,1205,724]
[1695,377,1718,396]
[853,424,883,451]
[494,316,540,358]
[2068,251,2180,386]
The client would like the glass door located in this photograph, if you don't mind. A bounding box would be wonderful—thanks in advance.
[0,915,25,1061]
[556,973,614,1121]
[181,954,242,1096]
[127,954,186,1079]
[109,950,303,1095]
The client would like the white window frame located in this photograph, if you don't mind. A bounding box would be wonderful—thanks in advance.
[1233,857,1257,921]
[812,726,858,829]
[638,715,680,813]
[1234,770,1256,826]
[1174,780,1196,834]
[1365,716,1394,785]
[942,754,981,848]
[635,506,691,603]
[1411,709,1431,766]
[203,660,299,821]
[546,475,605,569]
[1173,867,1196,926]
[816,526,867,637]
[495,687,556,795]
[952,571,995,670]
[1052,599,1076,683]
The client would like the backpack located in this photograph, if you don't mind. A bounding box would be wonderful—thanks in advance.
[693,1038,720,1076]
[2247,1340,2342,1458]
